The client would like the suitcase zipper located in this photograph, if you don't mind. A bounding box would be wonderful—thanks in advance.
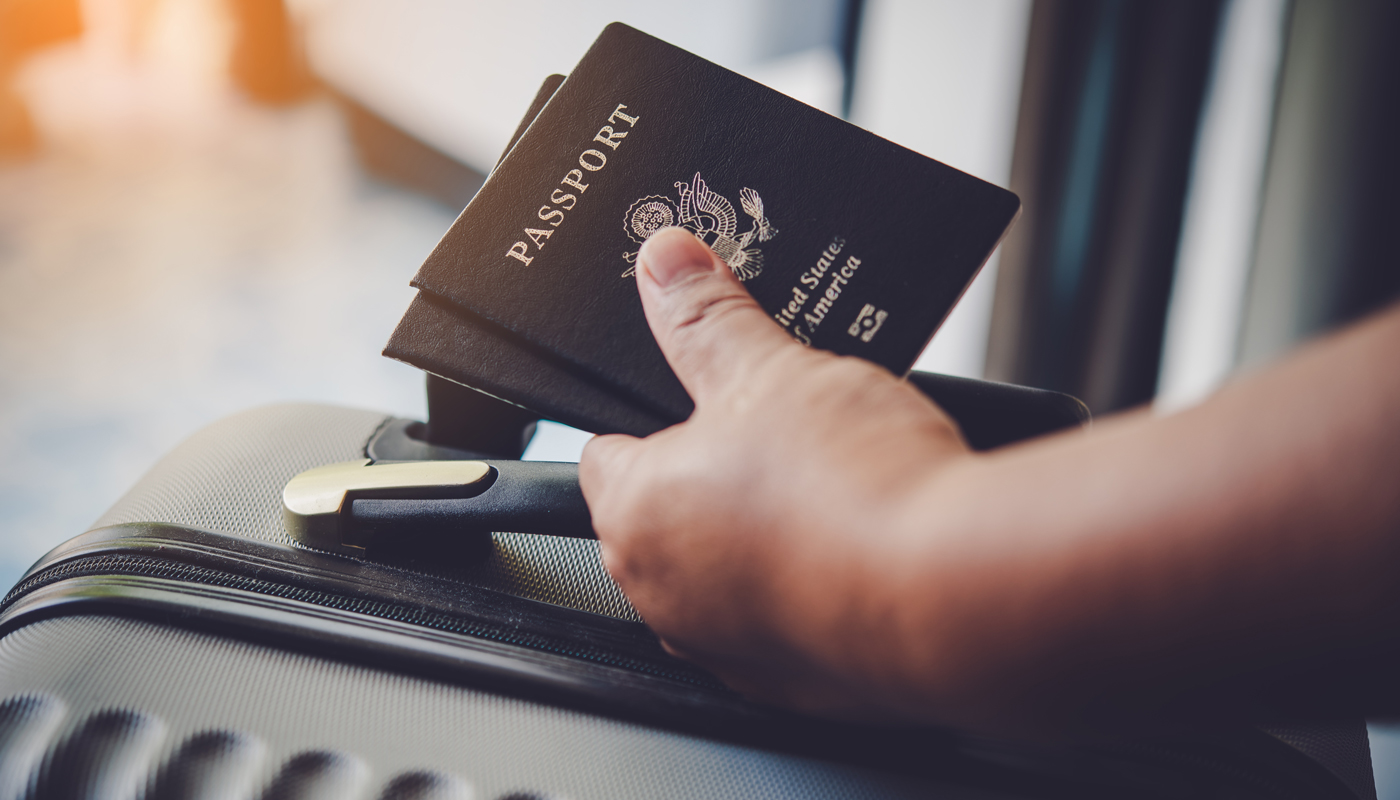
[2,552,724,690]
[0,547,1364,798]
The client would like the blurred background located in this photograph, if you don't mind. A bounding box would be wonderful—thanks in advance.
[1,0,1397,789]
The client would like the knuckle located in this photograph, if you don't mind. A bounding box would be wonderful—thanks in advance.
[670,288,759,339]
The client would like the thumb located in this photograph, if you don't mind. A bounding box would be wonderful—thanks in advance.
[636,228,800,404]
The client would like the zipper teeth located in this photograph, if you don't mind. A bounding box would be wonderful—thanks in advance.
[2,560,1324,794]
[4,554,723,690]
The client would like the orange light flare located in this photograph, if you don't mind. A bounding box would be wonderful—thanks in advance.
[3,0,321,159]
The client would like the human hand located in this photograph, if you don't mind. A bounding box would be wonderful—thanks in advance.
[579,227,973,720]
[587,235,1400,733]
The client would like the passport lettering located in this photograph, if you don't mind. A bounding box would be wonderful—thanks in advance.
[773,236,860,345]
[505,103,640,267]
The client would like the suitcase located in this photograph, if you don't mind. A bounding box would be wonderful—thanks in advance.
[0,378,1378,799]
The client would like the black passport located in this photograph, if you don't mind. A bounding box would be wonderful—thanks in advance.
[389,23,1020,434]
[388,73,673,435]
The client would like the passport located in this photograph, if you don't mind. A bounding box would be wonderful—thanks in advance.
[387,73,673,435]
[393,23,1020,431]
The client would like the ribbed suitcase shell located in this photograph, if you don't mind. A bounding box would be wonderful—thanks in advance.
[0,404,1377,799]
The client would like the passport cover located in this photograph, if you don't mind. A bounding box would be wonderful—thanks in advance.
[391,290,670,435]
[387,73,674,435]
[405,23,1020,426]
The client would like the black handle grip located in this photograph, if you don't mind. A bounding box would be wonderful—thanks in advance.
[906,371,1090,450]
[350,375,1090,565]
[467,460,593,538]
[348,460,594,554]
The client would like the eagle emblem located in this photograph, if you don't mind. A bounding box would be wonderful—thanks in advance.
[622,172,778,281]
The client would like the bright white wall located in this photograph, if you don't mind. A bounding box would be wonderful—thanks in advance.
[850,0,1033,379]
[289,0,842,171]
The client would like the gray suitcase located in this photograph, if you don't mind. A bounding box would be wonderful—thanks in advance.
[0,400,1378,798]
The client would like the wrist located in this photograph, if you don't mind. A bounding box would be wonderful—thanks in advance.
[764,446,982,719]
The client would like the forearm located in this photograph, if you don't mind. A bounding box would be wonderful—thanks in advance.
[853,304,1400,733]
[585,230,1400,736]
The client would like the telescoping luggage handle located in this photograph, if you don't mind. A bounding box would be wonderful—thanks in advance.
[283,459,595,558]
[282,374,1096,561]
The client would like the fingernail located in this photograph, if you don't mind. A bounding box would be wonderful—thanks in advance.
[639,228,713,287]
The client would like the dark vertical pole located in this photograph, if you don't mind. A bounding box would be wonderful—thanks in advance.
[1336,1,1400,326]
[1238,0,1400,366]
[986,0,1225,413]
[839,0,867,119]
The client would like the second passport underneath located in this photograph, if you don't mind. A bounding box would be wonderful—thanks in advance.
[387,23,1020,436]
